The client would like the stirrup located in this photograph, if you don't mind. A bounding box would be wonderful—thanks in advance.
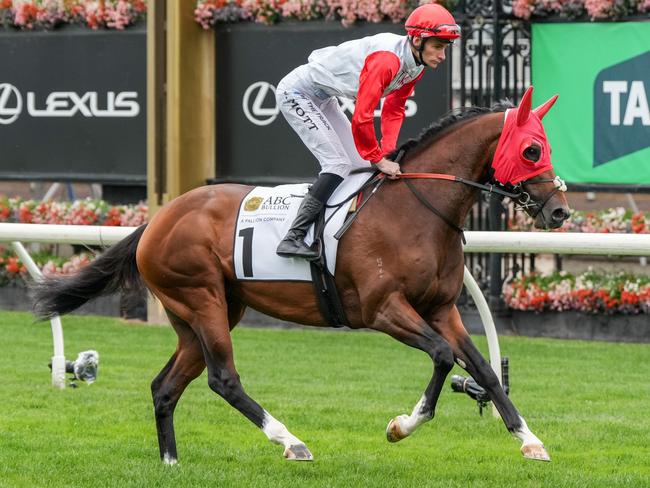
[276,236,319,260]
[307,238,322,262]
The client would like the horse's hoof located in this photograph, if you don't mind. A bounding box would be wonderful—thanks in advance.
[521,443,551,462]
[283,443,313,461]
[386,415,408,443]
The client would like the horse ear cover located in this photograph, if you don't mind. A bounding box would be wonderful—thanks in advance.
[533,95,558,120]
[516,86,533,126]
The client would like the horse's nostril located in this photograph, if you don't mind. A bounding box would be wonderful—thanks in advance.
[552,208,569,222]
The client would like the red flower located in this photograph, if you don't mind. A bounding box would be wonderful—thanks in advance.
[18,207,33,223]
[6,257,20,274]
[621,291,639,305]
[103,207,122,226]
[631,213,646,233]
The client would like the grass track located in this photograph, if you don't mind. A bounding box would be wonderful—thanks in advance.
[1,310,649,487]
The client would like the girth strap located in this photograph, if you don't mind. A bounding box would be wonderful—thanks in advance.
[309,205,350,328]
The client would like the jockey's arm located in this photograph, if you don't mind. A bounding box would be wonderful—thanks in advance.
[351,52,400,164]
[380,71,424,156]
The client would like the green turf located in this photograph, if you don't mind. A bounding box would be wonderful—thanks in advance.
[0,310,649,487]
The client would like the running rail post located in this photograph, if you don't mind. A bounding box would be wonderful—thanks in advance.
[11,241,66,389]
[463,266,502,419]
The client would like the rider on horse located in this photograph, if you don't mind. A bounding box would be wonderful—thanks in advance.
[275,4,460,260]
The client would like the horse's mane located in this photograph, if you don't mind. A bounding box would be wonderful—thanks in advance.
[387,100,515,161]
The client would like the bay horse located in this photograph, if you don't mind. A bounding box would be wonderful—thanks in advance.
[33,86,570,464]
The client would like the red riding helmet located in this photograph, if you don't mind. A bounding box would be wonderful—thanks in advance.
[405,4,460,43]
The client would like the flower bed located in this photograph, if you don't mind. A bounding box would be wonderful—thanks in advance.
[0,197,147,226]
[0,247,141,318]
[503,270,650,314]
[195,0,439,27]
[0,0,146,30]
[2,0,646,31]
[513,0,650,21]
[0,247,93,286]
[194,0,650,26]
[508,207,648,234]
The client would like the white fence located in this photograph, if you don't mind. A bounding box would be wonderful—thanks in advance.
[4,223,650,254]
[2,224,649,405]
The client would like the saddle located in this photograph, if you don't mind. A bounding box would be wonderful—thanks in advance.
[232,171,384,326]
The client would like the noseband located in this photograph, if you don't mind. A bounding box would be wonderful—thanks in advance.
[503,175,567,219]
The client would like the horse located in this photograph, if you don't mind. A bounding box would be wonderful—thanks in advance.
[33,86,570,464]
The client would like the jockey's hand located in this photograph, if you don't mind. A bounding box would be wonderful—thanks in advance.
[376,158,402,179]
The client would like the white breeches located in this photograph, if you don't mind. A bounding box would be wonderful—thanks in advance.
[276,66,372,178]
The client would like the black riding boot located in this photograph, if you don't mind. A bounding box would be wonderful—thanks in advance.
[276,173,343,260]
[276,193,323,259]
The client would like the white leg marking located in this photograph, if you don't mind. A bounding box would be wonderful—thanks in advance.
[163,452,177,465]
[262,411,304,448]
[513,416,543,446]
[262,411,313,461]
[516,416,551,461]
[394,395,432,437]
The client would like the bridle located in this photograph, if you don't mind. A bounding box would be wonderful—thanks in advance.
[393,170,567,241]
[329,150,567,242]
[507,175,567,218]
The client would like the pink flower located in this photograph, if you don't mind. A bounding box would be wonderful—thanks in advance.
[105,0,132,30]
[379,0,408,22]
[512,0,535,19]
[584,0,613,19]
[13,2,39,28]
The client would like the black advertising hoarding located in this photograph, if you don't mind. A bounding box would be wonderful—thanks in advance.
[0,25,146,183]
[214,22,451,183]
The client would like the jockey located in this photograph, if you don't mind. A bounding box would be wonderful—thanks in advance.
[276,3,460,259]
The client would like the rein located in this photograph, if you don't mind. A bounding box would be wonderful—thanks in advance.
[396,171,566,239]
[328,147,565,241]
[402,178,467,244]
[396,172,522,199]
[394,171,523,245]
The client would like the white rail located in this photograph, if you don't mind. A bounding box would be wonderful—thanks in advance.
[2,224,650,255]
[0,223,134,246]
[11,241,66,389]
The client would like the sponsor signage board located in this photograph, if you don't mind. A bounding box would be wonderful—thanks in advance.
[0,26,146,183]
[532,23,650,186]
[214,22,451,182]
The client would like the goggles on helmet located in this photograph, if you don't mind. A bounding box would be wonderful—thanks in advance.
[406,23,461,42]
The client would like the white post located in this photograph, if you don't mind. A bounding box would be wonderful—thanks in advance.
[11,241,66,389]
[463,266,502,418]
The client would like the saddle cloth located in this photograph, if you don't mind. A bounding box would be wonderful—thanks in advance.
[233,171,371,281]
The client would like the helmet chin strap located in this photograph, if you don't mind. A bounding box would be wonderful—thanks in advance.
[409,37,430,67]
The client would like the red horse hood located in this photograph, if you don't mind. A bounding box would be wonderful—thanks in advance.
[492,86,558,185]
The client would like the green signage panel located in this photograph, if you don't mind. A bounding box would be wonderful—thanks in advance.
[532,23,650,185]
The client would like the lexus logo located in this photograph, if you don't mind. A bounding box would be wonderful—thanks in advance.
[242,81,279,126]
[0,83,140,123]
[0,83,22,125]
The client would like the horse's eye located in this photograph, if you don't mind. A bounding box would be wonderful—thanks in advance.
[523,145,541,162]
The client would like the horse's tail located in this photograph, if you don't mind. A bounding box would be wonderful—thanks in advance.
[32,224,147,320]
